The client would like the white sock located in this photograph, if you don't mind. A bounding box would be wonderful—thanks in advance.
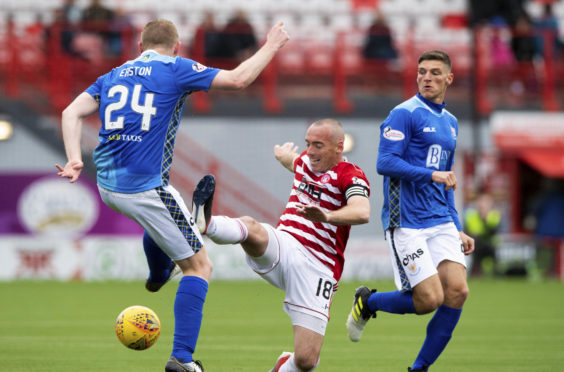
[206,216,248,244]
[278,354,299,372]
[278,354,318,372]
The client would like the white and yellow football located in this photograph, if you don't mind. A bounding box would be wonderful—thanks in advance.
[115,305,161,350]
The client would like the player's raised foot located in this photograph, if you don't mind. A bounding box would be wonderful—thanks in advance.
[165,356,204,372]
[192,174,215,234]
[269,351,293,372]
[346,286,377,342]
[145,262,181,292]
[408,367,428,372]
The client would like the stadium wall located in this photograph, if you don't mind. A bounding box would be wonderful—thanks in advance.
[0,116,477,281]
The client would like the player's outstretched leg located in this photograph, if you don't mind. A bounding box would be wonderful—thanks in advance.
[165,357,204,372]
[270,352,293,372]
[145,262,180,292]
[192,174,215,234]
[143,231,181,292]
[346,286,377,342]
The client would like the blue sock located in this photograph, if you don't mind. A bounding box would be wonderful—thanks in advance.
[172,276,208,362]
[143,231,173,283]
[367,290,416,314]
[411,305,462,370]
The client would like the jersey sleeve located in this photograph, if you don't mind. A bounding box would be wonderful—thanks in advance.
[379,108,412,155]
[85,73,108,102]
[174,58,220,93]
[341,164,370,201]
[294,150,307,172]
[377,108,434,183]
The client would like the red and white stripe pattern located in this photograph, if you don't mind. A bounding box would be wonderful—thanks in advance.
[277,152,369,281]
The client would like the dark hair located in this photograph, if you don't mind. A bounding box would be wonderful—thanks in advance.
[418,50,452,71]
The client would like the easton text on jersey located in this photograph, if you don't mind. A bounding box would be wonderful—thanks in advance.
[119,66,153,77]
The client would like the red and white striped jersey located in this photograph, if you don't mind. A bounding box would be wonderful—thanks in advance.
[276,151,370,281]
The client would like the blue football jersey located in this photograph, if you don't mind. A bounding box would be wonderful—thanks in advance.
[86,50,220,193]
[378,93,462,231]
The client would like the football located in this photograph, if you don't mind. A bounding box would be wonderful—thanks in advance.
[115,305,161,350]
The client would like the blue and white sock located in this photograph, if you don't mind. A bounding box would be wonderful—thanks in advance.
[367,290,416,314]
[143,231,172,283]
[411,305,462,370]
[172,276,209,363]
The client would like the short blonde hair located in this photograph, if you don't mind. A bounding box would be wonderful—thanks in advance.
[141,19,179,50]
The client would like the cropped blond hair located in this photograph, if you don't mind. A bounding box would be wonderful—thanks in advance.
[141,19,179,50]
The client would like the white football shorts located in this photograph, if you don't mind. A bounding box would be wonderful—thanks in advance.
[98,185,204,261]
[386,222,466,291]
[245,223,337,336]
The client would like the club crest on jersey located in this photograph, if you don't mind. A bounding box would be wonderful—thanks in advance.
[192,63,208,72]
[382,126,405,141]
[320,174,331,184]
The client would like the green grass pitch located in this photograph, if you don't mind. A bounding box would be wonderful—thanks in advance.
[1,279,563,371]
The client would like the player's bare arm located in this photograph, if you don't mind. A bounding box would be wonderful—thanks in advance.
[431,170,457,191]
[210,21,289,90]
[274,142,299,172]
[295,195,370,226]
[56,92,99,183]
[459,231,475,255]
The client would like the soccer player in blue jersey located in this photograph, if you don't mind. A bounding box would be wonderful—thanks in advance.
[56,18,289,372]
[346,50,475,371]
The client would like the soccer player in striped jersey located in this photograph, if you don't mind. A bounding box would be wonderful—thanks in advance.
[56,18,288,372]
[346,50,475,372]
[192,118,370,372]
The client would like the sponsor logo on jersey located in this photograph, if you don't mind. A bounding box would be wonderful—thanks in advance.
[427,144,452,169]
[450,126,457,138]
[297,178,323,203]
[192,63,208,72]
[383,126,405,141]
[423,126,436,133]
[426,144,442,169]
[107,134,143,142]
